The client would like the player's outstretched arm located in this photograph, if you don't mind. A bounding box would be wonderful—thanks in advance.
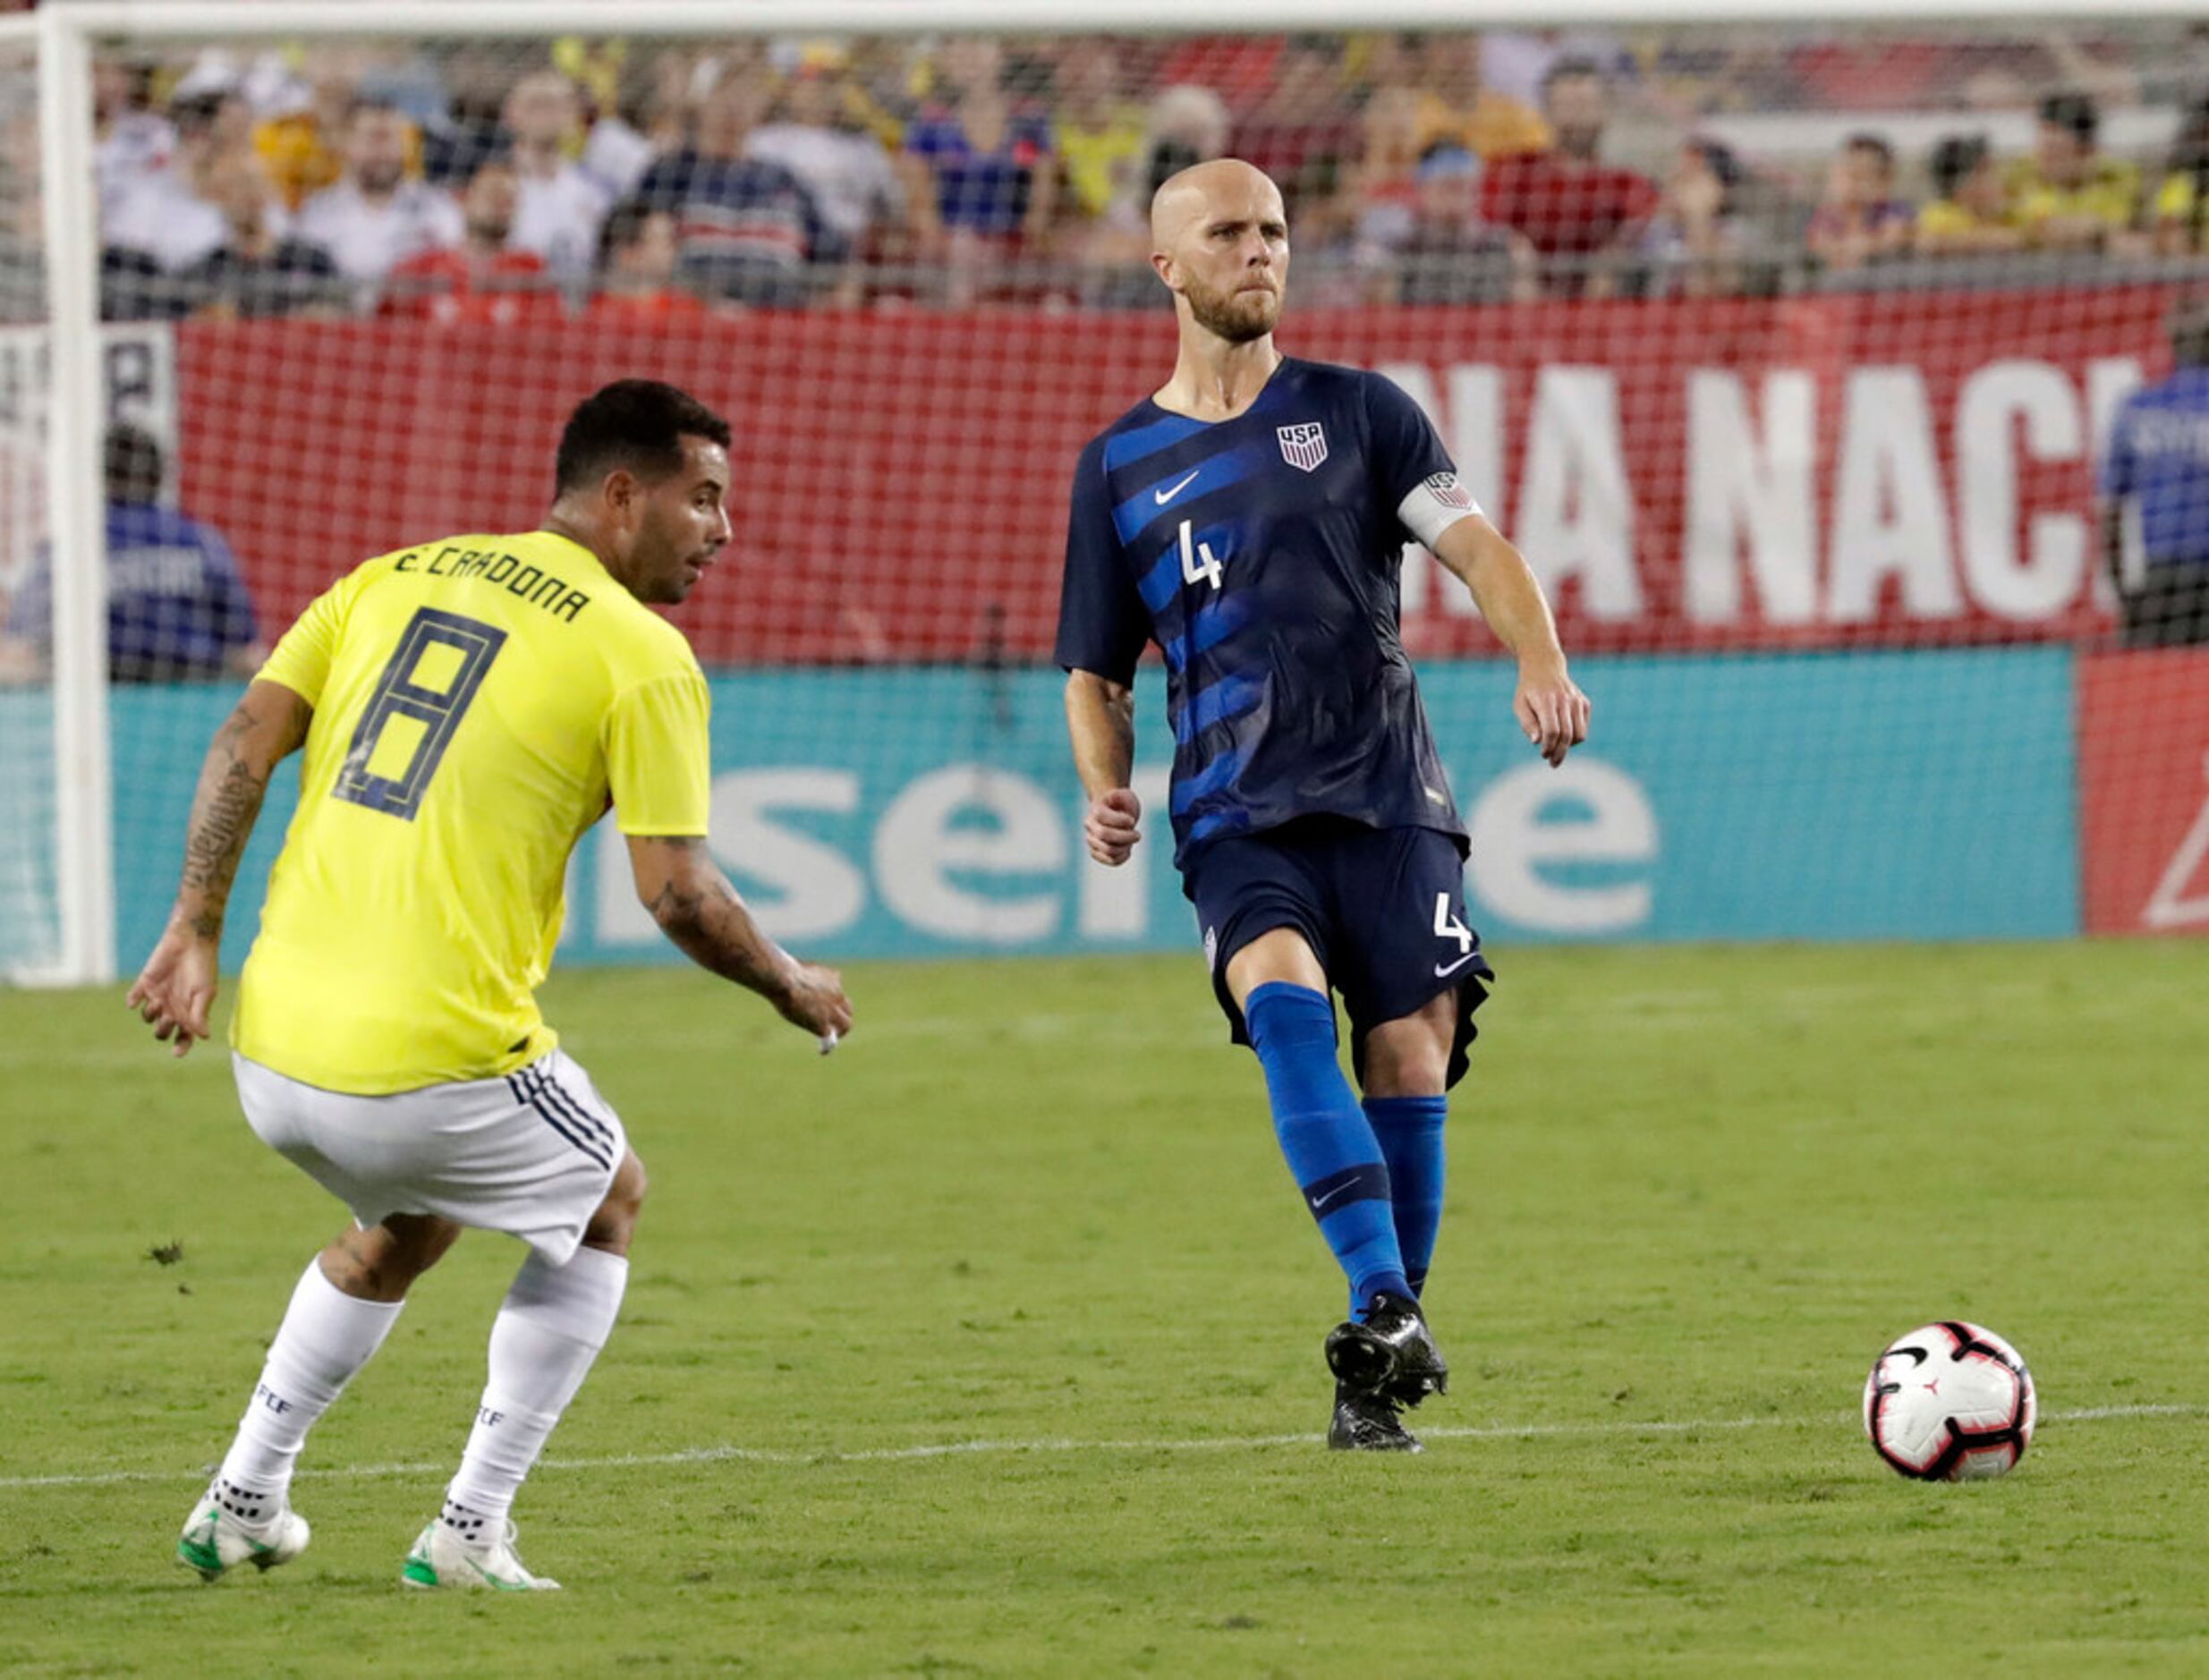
[627,836,854,1046]
[1064,670,1142,866]
[1432,514,1593,768]
[127,679,311,1056]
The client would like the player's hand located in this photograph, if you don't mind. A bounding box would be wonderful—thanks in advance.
[775,961,853,1046]
[1084,787,1143,867]
[1514,658,1591,768]
[126,921,219,1058]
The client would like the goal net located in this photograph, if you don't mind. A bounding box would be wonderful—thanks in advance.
[9,7,2209,984]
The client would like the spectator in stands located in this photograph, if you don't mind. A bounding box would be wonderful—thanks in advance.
[500,71,613,283]
[2008,91,2141,255]
[579,47,696,202]
[585,199,701,324]
[904,37,1057,249]
[1354,83,1432,257]
[1234,36,1362,243]
[1478,56,1658,294]
[1403,33,1551,165]
[746,51,926,259]
[1914,134,2024,259]
[1637,136,1766,298]
[105,90,250,276]
[1805,133,1913,272]
[2098,301,2209,649]
[1052,41,1146,227]
[92,57,172,224]
[1068,85,1230,271]
[0,425,262,685]
[634,66,842,302]
[1357,142,1534,304]
[380,155,561,325]
[1475,28,1640,108]
[2151,95,2209,258]
[294,98,463,283]
[251,46,420,214]
[175,146,344,318]
[419,44,514,189]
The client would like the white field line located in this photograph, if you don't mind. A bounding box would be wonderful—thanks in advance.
[0,1403,2197,1493]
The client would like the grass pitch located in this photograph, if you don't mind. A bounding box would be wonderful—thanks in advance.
[2,941,2205,1675]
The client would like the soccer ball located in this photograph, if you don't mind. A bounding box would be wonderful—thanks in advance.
[1862,1321,2035,1481]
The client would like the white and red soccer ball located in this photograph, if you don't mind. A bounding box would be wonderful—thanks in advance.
[1863,1321,2036,1481]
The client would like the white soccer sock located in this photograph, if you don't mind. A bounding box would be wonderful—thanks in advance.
[443,1244,628,1538]
[214,1259,404,1519]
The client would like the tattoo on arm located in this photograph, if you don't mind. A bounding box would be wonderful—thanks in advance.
[176,708,274,940]
[641,838,794,997]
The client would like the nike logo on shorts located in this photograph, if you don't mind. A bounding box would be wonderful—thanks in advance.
[1153,470,1201,505]
[1434,952,1481,979]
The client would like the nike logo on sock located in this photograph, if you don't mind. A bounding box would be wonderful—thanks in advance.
[1310,1182,1356,1212]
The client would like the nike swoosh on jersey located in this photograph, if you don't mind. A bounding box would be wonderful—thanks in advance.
[1434,952,1482,979]
[1153,469,1202,505]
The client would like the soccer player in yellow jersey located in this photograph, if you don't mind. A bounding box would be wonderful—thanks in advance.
[127,379,854,1591]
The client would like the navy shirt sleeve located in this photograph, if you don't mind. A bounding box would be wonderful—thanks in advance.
[633,154,685,210]
[1362,371,1459,543]
[1054,437,1149,684]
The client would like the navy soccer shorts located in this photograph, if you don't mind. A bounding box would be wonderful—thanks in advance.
[1183,816,1494,1090]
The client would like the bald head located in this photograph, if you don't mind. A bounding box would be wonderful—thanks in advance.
[1150,157,1283,252]
[1148,158,1288,345]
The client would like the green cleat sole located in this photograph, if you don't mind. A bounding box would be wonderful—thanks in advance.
[177,1535,225,1582]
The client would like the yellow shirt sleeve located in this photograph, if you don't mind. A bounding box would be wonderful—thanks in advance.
[256,571,358,706]
[1916,200,1975,236]
[605,667,712,836]
[2158,174,2198,220]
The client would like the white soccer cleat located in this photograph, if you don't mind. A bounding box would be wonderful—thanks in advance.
[400,1518,561,1591]
[175,1483,311,1582]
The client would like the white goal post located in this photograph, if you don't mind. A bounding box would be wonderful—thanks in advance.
[8,0,2204,983]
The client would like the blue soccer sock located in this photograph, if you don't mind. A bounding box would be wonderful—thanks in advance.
[1245,982,1410,1316]
[1364,1095,1448,1299]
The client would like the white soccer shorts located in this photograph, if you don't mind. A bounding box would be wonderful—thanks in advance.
[232,1049,629,1266]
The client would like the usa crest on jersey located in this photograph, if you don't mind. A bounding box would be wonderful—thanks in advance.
[1278,422,1328,472]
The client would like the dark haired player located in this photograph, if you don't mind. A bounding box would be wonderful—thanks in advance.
[1057,161,1589,1451]
[129,379,852,1588]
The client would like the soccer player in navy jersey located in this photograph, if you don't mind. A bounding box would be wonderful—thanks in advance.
[1056,159,1591,1451]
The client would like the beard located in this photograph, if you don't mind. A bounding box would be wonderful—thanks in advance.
[1182,271,1282,342]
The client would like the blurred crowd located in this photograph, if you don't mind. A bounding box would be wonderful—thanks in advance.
[1,27,2207,318]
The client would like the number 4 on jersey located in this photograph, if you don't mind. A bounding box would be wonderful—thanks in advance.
[1433,893,1474,955]
[1178,519,1223,591]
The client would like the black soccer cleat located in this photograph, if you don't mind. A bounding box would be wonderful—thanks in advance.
[1323,1292,1450,1407]
[1328,1380,1423,1452]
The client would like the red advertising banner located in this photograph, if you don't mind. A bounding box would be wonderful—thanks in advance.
[171,285,2176,666]
[2078,648,2209,937]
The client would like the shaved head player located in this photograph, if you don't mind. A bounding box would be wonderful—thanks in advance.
[130,379,853,1587]
[1057,161,1590,1449]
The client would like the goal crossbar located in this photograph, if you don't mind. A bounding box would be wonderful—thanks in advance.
[38,0,2205,39]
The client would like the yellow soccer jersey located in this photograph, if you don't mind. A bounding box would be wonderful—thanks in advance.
[233,530,710,1093]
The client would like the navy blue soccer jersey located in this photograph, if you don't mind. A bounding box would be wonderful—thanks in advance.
[2100,365,2209,568]
[1055,358,1481,868]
